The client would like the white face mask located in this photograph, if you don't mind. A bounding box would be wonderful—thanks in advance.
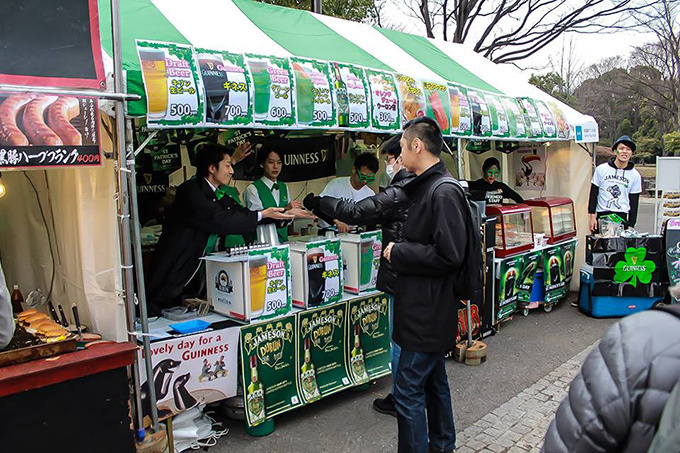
[385,157,401,179]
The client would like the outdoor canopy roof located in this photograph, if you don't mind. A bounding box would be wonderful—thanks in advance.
[97,0,597,136]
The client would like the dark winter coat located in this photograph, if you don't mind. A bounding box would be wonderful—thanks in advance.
[314,169,414,294]
[390,161,469,352]
[542,308,680,453]
[146,177,258,314]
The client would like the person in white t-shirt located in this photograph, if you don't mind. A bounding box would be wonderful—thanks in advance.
[319,152,379,232]
[588,135,642,232]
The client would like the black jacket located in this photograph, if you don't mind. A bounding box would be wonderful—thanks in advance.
[467,178,524,204]
[542,308,680,453]
[314,169,415,294]
[146,178,258,314]
[390,161,469,352]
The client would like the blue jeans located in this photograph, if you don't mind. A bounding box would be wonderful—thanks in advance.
[389,295,401,395]
[393,349,456,453]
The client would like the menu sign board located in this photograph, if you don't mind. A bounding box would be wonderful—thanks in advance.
[501,96,528,139]
[422,80,452,135]
[195,49,252,126]
[0,92,101,169]
[534,100,557,139]
[291,58,336,128]
[330,63,370,129]
[518,97,543,138]
[486,94,509,138]
[466,89,492,137]
[246,54,296,127]
[448,84,472,136]
[395,74,425,127]
[366,69,400,131]
[137,41,203,128]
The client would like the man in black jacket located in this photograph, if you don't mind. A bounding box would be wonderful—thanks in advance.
[303,133,414,416]
[383,117,467,453]
[146,144,295,316]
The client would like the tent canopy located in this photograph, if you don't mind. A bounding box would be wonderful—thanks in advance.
[97,0,596,132]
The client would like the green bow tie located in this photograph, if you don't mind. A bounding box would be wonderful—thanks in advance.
[271,182,280,191]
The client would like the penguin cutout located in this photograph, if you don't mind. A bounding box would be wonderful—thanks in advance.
[173,373,199,411]
[140,359,180,419]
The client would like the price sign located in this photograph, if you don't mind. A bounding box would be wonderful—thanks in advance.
[534,99,558,139]
[486,94,510,138]
[331,63,370,129]
[246,55,296,127]
[422,81,452,135]
[448,84,472,136]
[501,96,528,139]
[395,74,425,128]
[366,69,400,131]
[195,48,252,127]
[291,57,336,128]
[518,97,544,138]
[136,40,203,128]
[466,89,492,137]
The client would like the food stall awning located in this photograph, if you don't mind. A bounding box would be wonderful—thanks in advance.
[97,0,596,136]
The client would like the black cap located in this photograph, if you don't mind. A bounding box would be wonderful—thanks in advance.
[482,157,501,172]
[612,135,636,152]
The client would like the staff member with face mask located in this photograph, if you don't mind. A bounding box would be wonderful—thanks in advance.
[468,157,524,205]
[245,143,305,243]
[588,135,642,232]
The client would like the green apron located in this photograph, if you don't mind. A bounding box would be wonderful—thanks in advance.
[204,185,246,255]
[252,178,289,242]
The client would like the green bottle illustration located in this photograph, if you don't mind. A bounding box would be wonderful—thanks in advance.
[350,324,369,383]
[246,355,266,426]
[333,62,350,127]
[300,337,321,402]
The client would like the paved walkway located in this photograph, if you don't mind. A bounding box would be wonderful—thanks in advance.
[455,342,598,453]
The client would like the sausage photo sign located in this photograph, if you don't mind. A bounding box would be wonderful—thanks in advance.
[0,92,101,169]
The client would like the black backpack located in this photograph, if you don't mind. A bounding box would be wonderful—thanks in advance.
[426,176,483,300]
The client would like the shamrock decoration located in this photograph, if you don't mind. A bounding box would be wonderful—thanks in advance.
[613,247,656,287]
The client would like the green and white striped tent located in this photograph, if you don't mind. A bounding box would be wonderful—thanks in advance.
[97,0,597,137]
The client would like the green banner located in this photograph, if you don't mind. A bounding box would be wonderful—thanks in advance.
[422,80,452,135]
[500,96,528,139]
[486,93,510,138]
[366,69,400,131]
[534,99,558,139]
[518,98,543,138]
[498,256,522,321]
[517,250,541,302]
[136,40,203,127]
[330,62,370,129]
[544,245,567,302]
[291,57,336,128]
[195,48,252,127]
[241,316,301,427]
[561,240,577,287]
[246,54,296,127]
[395,74,425,127]
[248,245,292,320]
[297,302,352,402]
[466,89,492,137]
[347,294,392,383]
[448,84,472,136]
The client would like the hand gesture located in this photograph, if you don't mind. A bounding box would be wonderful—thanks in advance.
[286,200,303,210]
[232,141,254,164]
[287,207,317,219]
[335,220,351,234]
[383,242,395,262]
[262,207,295,220]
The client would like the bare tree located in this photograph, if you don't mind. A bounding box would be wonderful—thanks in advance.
[402,0,661,63]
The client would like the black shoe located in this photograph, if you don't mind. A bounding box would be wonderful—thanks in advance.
[373,394,397,417]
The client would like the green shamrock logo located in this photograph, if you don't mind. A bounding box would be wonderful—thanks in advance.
[613,247,656,287]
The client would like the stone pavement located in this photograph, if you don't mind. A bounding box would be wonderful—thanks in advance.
[454,342,598,453]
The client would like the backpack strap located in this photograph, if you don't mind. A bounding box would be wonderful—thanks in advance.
[425,176,461,205]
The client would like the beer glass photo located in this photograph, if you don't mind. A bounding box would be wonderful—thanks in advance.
[249,255,268,317]
[504,269,517,300]
[549,257,561,284]
[248,60,271,120]
[449,88,460,130]
[198,53,229,122]
[293,63,315,124]
[139,49,169,120]
[307,247,325,307]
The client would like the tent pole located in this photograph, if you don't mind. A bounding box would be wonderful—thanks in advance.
[111,0,146,441]
[457,138,463,179]
[126,119,160,432]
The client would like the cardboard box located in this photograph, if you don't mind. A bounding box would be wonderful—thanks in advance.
[203,245,292,323]
[339,231,382,294]
[290,236,343,309]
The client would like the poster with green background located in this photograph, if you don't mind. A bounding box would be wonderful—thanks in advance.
[246,54,296,127]
[347,294,391,383]
[291,57,336,128]
[366,69,400,131]
[422,80,452,135]
[517,250,542,302]
[543,245,567,302]
[498,256,522,322]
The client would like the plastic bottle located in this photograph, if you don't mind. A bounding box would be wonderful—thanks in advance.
[11,285,23,315]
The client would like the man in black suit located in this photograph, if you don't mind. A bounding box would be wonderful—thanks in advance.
[146,144,295,315]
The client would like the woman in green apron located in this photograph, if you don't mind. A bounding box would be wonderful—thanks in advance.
[245,144,303,242]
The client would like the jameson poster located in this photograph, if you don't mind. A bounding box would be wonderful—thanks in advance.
[517,250,542,302]
[395,74,426,127]
[297,303,352,402]
[366,69,400,131]
[347,294,392,383]
[518,97,543,138]
[291,58,336,128]
[136,41,203,127]
[534,100,558,139]
[195,49,252,127]
[422,80,452,135]
[245,54,296,127]
[137,327,240,421]
[501,96,528,139]
[330,63,370,129]
[544,245,567,302]
[448,84,472,136]
[513,146,546,190]
[240,316,301,427]
[497,256,522,322]
[486,94,510,138]
[466,89,492,137]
